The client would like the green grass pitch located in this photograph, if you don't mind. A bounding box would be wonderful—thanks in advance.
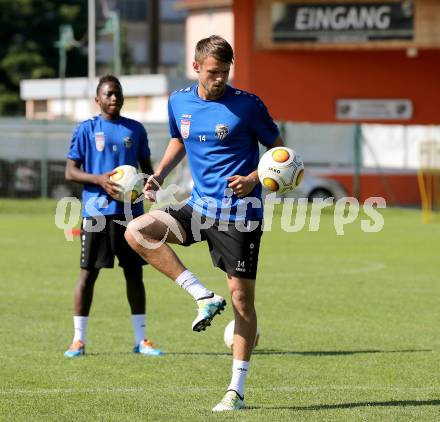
[0,199,439,421]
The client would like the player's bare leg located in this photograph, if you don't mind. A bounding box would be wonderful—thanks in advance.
[125,210,226,331]
[227,275,257,361]
[65,268,100,357]
[122,265,163,356]
[213,275,256,411]
[123,266,145,315]
[74,268,100,316]
[125,210,187,278]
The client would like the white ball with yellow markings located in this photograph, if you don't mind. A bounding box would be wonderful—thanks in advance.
[224,320,260,351]
[109,165,144,203]
[257,147,304,194]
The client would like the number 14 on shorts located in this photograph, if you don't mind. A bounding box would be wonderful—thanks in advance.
[235,260,246,272]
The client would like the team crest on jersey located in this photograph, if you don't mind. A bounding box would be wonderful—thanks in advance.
[95,132,105,151]
[180,120,191,139]
[123,136,133,148]
[215,124,229,141]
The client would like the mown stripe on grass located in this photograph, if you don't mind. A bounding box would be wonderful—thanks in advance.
[1,385,439,395]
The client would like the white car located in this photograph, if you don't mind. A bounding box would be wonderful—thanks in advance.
[282,168,347,201]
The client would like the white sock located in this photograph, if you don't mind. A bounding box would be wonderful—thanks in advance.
[175,270,212,301]
[131,314,146,345]
[73,316,88,343]
[227,359,249,399]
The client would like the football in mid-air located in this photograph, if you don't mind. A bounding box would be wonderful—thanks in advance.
[257,147,304,194]
[224,320,259,351]
[109,165,144,202]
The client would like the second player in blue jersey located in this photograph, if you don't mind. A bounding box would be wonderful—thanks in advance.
[64,75,163,359]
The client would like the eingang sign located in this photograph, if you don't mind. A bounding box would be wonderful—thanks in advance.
[272,2,414,43]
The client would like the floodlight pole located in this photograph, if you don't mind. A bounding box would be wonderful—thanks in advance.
[88,0,96,106]
[58,27,67,118]
[112,11,121,76]
[148,0,160,74]
[354,124,362,200]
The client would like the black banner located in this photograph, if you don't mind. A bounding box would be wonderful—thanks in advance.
[272,2,413,43]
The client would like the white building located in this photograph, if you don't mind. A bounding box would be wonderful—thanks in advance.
[177,0,234,79]
[20,74,169,122]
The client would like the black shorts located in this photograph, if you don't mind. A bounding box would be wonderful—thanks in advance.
[80,215,147,270]
[167,204,263,279]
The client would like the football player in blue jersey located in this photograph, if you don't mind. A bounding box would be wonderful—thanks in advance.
[64,75,163,358]
[125,36,284,410]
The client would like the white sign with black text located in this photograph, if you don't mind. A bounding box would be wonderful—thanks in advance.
[336,99,413,120]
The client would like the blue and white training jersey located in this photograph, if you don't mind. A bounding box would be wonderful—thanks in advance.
[67,115,150,217]
[168,84,280,221]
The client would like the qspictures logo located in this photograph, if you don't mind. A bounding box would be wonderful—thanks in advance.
[54,175,386,244]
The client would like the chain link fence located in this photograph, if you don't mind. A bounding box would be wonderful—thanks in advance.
[0,119,171,199]
[0,118,367,201]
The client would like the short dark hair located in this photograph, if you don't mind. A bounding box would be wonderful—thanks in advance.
[96,74,122,96]
[194,35,234,65]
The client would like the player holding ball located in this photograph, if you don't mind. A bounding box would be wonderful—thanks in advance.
[64,75,163,358]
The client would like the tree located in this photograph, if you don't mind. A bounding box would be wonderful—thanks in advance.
[0,0,88,115]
